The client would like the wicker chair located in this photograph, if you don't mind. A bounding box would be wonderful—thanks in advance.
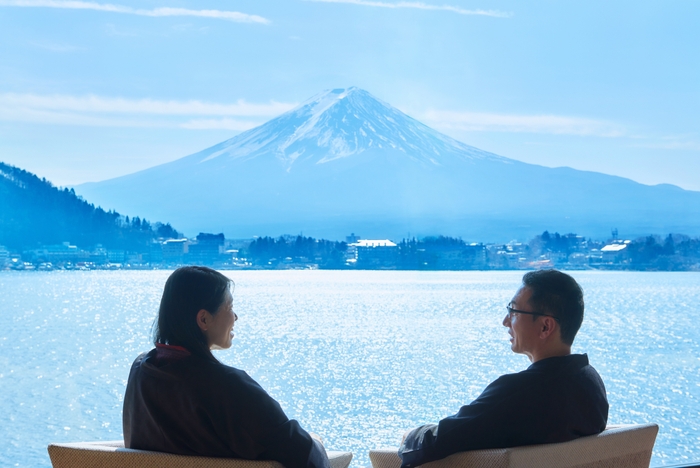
[369,424,658,468]
[47,440,353,468]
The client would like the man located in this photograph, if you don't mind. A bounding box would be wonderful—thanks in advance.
[399,269,608,468]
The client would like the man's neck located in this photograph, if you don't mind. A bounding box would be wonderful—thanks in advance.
[529,345,572,363]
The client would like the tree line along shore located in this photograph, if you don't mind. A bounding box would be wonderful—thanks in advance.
[2,161,699,271]
[3,231,700,272]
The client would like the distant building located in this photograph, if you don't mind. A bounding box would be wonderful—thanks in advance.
[188,233,225,265]
[107,249,126,263]
[149,241,163,263]
[354,239,396,248]
[89,246,108,265]
[30,242,87,263]
[568,235,588,252]
[601,241,630,263]
[126,252,144,264]
[162,238,189,264]
[419,242,487,270]
[345,245,358,265]
[352,239,398,267]
[464,243,487,269]
[568,252,588,266]
[346,233,360,244]
[0,245,9,268]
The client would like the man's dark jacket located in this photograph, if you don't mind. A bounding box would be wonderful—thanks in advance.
[399,354,608,468]
[123,345,329,468]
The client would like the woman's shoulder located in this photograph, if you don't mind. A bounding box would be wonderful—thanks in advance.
[133,349,271,401]
[205,358,263,388]
[192,358,286,416]
[129,350,154,370]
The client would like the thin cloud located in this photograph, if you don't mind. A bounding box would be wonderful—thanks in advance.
[181,118,259,131]
[631,140,700,151]
[0,93,295,116]
[306,0,512,18]
[0,0,270,24]
[420,109,625,137]
[0,93,296,128]
[0,106,164,127]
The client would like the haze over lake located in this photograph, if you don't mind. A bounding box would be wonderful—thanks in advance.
[1,270,698,467]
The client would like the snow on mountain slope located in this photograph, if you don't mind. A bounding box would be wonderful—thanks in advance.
[179,87,508,169]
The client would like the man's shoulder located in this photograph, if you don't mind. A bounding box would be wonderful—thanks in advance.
[480,354,601,397]
[452,353,608,432]
[472,370,537,404]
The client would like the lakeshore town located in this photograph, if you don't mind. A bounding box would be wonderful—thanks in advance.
[2,230,699,272]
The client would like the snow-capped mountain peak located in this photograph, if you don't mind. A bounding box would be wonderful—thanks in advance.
[195,87,504,170]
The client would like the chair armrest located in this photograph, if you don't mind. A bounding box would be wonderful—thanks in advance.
[48,441,352,468]
[327,451,353,468]
[368,424,660,468]
[369,449,402,468]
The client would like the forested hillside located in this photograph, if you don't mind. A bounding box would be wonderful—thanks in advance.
[0,162,180,251]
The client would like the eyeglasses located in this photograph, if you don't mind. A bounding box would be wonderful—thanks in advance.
[506,304,559,322]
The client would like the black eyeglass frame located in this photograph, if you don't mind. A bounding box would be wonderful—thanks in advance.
[506,305,560,322]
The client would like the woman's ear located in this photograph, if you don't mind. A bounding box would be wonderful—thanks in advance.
[196,309,210,332]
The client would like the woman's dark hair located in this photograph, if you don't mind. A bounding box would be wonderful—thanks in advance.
[522,269,584,346]
[153,266,233,358]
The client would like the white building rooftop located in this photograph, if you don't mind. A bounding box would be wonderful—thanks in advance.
[601,243,628,252]
[353,239,397,248]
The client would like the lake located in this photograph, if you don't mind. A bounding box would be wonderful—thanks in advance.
[0,270,698,467]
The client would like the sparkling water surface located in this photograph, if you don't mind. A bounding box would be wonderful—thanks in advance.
[0,270,698,467]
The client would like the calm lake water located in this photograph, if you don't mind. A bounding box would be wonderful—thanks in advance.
[0,270,698,467]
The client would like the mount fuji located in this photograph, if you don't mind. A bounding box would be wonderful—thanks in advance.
[76,87,700,240]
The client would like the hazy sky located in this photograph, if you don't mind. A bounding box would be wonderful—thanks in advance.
[1,0,699,190]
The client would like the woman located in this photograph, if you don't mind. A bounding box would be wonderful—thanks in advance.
[123,266,329,468]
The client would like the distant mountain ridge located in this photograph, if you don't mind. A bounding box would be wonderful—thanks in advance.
[75,87,700,241]
[0,162,179,250]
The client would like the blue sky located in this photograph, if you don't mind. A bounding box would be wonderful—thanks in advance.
[1,0,699,190]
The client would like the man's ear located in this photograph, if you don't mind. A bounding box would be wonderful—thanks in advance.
[539,316,557,339]
[196,309,210,332]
